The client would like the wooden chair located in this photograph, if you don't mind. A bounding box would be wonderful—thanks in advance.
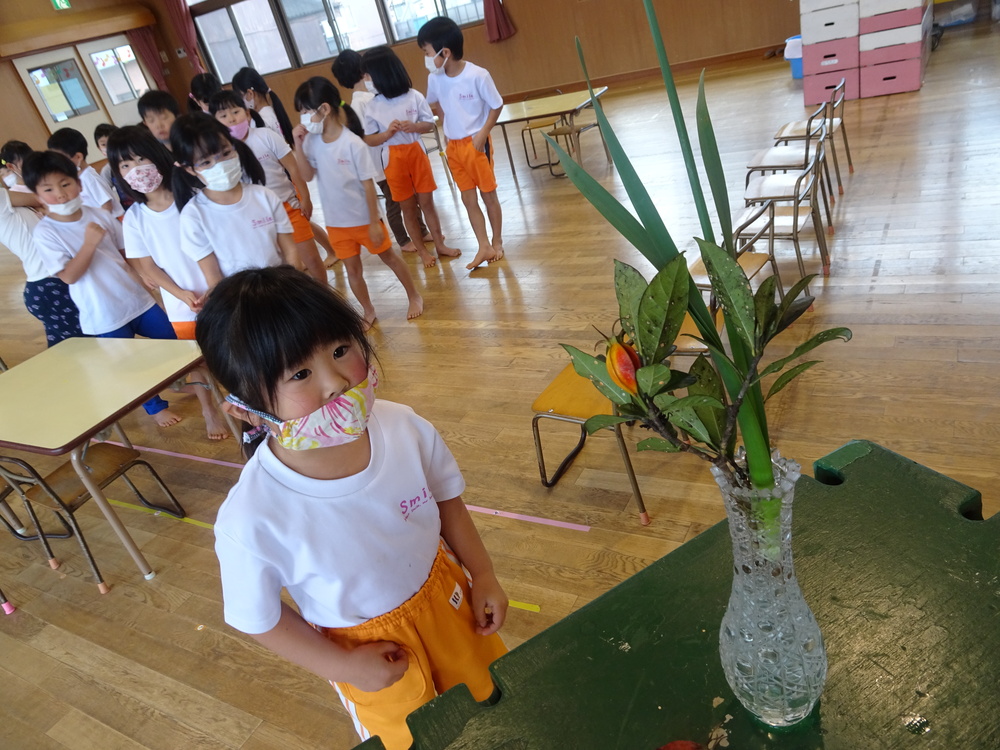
[531,364,650,525]
[0,442,185,593]
[774,78,854,195]
[0,583,13,615]
[522,115,564,169]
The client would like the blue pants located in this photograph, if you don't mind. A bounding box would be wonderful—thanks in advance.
[98,305,177,416]
[23,277,84,346]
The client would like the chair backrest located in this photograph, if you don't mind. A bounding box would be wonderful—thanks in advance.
[827,78,846,130]
[802,103,826,160]
[733,200,774,251]
[0,456,68,513]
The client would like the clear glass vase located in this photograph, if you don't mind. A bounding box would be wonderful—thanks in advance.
[711,454,827,727]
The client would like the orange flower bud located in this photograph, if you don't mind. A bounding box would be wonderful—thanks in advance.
[606,339,640,394]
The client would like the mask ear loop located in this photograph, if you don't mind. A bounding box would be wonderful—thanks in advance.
[225,394,282,444]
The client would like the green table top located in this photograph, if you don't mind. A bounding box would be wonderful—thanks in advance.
[355,441,1000,749]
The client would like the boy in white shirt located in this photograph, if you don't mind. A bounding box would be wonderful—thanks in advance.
[47,127,124,218]
[24,150,181,428]
[418,16,505,270]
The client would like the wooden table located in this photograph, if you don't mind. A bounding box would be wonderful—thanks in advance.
[0,337,211,580]
[495,86,608,178]
[354,441,1000,748]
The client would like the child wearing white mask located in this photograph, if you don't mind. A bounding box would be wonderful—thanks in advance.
[171,113,295,292]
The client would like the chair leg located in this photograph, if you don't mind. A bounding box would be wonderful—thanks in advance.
[827,135,844,195]
[812,205,832,275]
[613,424,649,525]
[61,507,109,594]
[840,125,854,173]
[0,586,14,615]
[14,494,70,570]
[532,414,589,488]
[819,177,834,234]
[120,461,186,518]
[0,497,27,535]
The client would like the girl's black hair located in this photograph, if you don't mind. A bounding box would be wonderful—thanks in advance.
[330,49,364,89]
[169,112,266,209]
[195,265,375,456]
[105,126,174,206]
[22,150,78,192]
[189,73,222,112]
[293,77,363,138]
[361,46,412,100]
[208,90,267,130]
[232,67,294,146]
[1,140,33,169]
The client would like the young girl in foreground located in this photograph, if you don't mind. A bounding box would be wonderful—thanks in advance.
[107,125,230,440]
[171,113,295,288]
[361,46,459,268]
[292,77,424,324]
[197,267,507,750]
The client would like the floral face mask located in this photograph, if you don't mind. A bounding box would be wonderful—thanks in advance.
[228,366,377,451]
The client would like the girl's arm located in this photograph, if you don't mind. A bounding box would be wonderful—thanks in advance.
[7,191,42,209]
[279,152,312,220]
[132,256,202,312]
[438,496,508,636]
[197,254,224,291]
[291,125,316,182]
[362,178,384,246]
[362,121,399,147]
[276,232,297,265]
[472,106,502,153]
[252,602,409,692]
[56,222,104,284]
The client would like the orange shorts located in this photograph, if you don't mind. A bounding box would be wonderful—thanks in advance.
[327,221,392,260]
[283,202,315,243]
[171,321,197,340]
[446,135,497,193]
[385,141,437,202]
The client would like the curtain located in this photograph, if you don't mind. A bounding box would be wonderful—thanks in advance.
[162,0,206,74]
[126,26,169,91]
[484,0,516,43]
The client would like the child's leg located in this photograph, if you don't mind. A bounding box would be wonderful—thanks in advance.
[482,188,504,261]
[294,238,327,283]
[376,248,423,320]
[23,278,83,346]
[460,188,495,270]
[415,192,460,259]
[401,196,437,268]
[180,368,230,440]
[309,220,338,265]
[379,179,413,250]
[342,254,377,329]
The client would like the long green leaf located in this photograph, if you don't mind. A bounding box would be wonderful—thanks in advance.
[637,437,682,453]
[765,361,821,401]
[637,256,689,363]
[696,71,730,254]
[584,414,633,435]
[758,327,853,379]
[562,344,631,406]
[614,260,646,344]
[753,274,780,342]
[696,239,757,356]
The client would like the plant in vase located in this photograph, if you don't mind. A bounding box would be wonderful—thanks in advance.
[547,0,852,729]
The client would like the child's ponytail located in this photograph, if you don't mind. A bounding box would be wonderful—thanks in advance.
[233,67,294,146]
[293,76,364,138]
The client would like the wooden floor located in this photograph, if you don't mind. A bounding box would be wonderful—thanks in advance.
[2,21,999,749]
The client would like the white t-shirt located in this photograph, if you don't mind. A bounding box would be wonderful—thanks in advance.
[0,189,46,282]
[79,165,124,218]
[363,89,434,147]
[256,105,283,139]
[33,207,154,335]
[215,400,466,633]
[244,128,296,205]
[124,202,207,323]
[302,129,377,229]
[425,62,503,141]
[179,184,292,277]
[349,90,386,181]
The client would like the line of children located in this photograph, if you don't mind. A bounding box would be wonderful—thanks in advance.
[47,128,124,218]
[361,46,460,268]
[231,67,295,145]
[418,16,506,270]
[209,90,326,283]
[24,150,180,427]
[292,77,424,325]
[196,266,507,750]
[107,125,229,440]
[331,50,432,257]
[171,113,295,290]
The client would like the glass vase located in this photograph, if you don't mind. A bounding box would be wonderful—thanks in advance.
[711,454,827,727]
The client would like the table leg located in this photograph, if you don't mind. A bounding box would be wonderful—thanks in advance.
[70,445,155,580]
[499,123,517,180]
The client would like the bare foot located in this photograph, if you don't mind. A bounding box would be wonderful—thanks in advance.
[490,241,505,263]
[466,245,497,270]
[422,233,434,243]
[324,255,341,268]
[416,246,437,268]
[152,409,182,428]
[204,409,230,441]
[407,294,424,320]
[435,243,462,258]
[400,241,418,253]
[362,308,378,331]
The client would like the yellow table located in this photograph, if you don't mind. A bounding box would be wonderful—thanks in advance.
[0,338,215,580]
[495,86,609,178]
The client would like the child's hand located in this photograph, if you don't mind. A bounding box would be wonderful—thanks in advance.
[471,572,508,636]
[292,124,308,146]
[299,193,313,220]
[386,120,402,134]
[178,289,201,312]
[472,132,488,153]
[368,221,385,247]
[84,222,106,247]
[343,641,409,692]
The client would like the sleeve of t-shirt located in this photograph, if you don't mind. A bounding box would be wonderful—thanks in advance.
[425,74,440,106]
[477,69,504,110]
[259,127,292,160]
[302,133,318,169]
[122,209,150,259]
[85,170,114,207]
[179,203,215,262]
[32,222,72,277]
[414,91,435,124]
[215,529,285,634]
[405,408,466,503]
[261,186,294,234]
[363,104,380,137]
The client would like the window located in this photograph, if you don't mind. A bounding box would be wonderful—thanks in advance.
[190,0,484,81]
[89,45,151,105]
[28,59,100,123]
